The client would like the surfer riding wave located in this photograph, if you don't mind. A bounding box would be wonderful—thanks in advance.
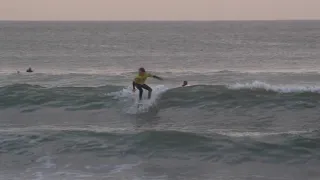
[132,67,163,100]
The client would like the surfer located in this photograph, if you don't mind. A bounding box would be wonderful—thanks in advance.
[182,81,188,87]
[26,67,33,73]
[132,67,163,100]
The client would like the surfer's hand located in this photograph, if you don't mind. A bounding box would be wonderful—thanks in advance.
[153,75,163,81]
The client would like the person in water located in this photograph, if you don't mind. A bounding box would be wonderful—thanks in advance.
[133,67,163,100]
[26,67,33,73]
[182,81,188,87]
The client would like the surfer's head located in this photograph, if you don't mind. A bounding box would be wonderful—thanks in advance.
[26,67,33,73]
[139,67,146,75]
[182,81,188,87]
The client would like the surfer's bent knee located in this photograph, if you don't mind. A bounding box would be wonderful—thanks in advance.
[142,84,152,92]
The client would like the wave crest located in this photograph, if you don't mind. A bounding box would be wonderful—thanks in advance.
[228,81,320,93]
[1,82,320,111]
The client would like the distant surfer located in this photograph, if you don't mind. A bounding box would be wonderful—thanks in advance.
[182,81,188,87]
[132,67,163,100]
[26,67,33,73]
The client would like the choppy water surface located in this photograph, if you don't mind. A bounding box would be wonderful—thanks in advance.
[1,21,320,180]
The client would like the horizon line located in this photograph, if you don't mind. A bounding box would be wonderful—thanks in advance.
[0,19,320,22]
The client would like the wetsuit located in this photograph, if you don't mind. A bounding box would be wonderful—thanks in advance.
[26,68,33,73]
[133,73,157,100]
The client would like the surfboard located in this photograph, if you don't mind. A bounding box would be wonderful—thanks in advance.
[136,99,149,106]
[136,98,153,110]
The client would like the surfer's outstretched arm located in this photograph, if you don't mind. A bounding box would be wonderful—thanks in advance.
[152,75,163,80]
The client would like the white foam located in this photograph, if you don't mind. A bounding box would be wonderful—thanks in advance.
[213,130,312,137]
[33,172,44,180]
[108,85,170,114]
[228,81,320,93]
[108,162,141,174]
[36,156,56,169]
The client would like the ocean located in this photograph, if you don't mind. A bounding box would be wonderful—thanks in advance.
[0,21,320,180]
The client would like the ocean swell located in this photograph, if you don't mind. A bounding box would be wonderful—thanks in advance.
[1,127,319,164]
[1,82,320,111]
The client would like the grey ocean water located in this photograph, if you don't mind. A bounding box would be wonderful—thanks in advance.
[1,21,320,180]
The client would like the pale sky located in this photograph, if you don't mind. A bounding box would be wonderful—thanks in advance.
[0,0,320,21]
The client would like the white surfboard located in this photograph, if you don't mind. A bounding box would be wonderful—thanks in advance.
[135,98,154,111]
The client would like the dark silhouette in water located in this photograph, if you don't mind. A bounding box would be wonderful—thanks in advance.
[182,81,188,87]
[26,67,33,73]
